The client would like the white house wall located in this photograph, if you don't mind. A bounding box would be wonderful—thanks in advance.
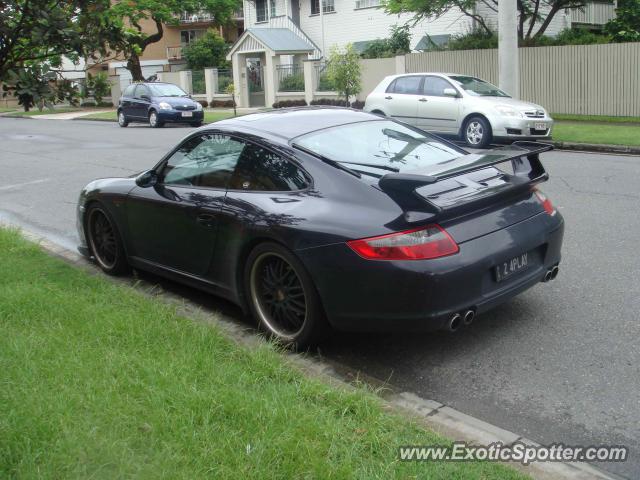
[243,0,475,52]
[298,3,472,52]
[474,2,571,37]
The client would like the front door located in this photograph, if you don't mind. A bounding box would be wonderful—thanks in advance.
[131,84,151,119]
[415,76,461,133]
[246,59,265,107]
[126,133,246,277]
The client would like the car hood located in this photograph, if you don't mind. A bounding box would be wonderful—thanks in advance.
[152,96,198,108]
[470,96,546,113]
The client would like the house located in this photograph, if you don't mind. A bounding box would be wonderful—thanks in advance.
[88,11,244,91]
[226,0,616,107]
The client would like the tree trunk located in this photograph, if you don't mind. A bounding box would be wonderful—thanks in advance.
[127,53,144,81]
[532,5,562,40]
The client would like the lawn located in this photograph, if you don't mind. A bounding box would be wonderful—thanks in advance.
[551,113,640,124]
[0,229,527,479]
[0,107,17,113]
[81,109,235,123]
[553,121,640,146]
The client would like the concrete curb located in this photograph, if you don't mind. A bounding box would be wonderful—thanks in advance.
[552,141,640,155]
[1,220,624,480]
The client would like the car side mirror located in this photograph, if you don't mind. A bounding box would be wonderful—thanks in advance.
[443,88,459,98]
[135,170,158,188]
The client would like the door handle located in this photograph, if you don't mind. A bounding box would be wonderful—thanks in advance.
[196,213,216,227]
[419,98,428,102]
[384,96,393,100]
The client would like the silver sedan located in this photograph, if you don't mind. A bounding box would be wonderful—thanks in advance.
[364,73,554,148]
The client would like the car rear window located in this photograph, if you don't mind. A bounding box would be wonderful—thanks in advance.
[293,120,461,175]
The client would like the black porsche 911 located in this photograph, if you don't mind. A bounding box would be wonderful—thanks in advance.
[77,107,564,347]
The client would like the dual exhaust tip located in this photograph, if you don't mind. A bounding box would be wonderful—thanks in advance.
[447,265,560,332]
[448,309,475,332]
[543,265,560,282]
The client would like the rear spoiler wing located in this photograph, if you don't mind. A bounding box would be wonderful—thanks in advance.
[378,141,553,216]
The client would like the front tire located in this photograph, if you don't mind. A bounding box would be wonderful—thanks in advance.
[148,110,163,128]
[86,204,129,275]
[463,115,492,148]
[245,242,330,349]
[117,111,128,127]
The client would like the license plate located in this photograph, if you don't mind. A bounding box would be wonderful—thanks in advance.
[181,111,193,117]
[534,122,547,131]
[495,252,530,282]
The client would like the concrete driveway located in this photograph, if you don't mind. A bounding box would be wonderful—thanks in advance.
[0,117,638,478]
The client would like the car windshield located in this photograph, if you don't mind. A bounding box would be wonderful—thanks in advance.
[449,75,510,97]
[293,120,461,175]
[148,83,188,97]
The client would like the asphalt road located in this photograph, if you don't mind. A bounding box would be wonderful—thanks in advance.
[1,117,639,478]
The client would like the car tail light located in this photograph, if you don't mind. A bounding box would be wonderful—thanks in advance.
[347,225,459,260]
[533,188,556,216]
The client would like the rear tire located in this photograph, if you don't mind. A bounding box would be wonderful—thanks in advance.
[149,110,163,128]
[86,204,129,275]
[191,121,203,127]
[463,115,492,148]
[245,242,331,349]
[117,111,128,127]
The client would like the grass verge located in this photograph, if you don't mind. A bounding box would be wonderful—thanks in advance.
[81,110,235,123]
[553,121,640,146]
[552,113,640,124]
[0,107,17,113]
[0,228,527,479]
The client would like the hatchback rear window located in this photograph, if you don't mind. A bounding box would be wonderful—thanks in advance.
[293,120,461,175]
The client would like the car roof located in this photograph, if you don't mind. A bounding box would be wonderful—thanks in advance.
[209,107,383,141]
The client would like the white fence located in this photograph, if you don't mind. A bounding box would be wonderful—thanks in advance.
[403,42,640,117]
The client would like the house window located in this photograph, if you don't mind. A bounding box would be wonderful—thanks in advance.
[355,0,380,8]
[270,0,277,17]
[256,0,268,22]
[180,30,204,45]
[311,0,335,14]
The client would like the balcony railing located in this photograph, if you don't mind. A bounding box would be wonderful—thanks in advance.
[570,2,616,26]
[179,11,214,23]
[167,46,183,60]
[177,9,243,23]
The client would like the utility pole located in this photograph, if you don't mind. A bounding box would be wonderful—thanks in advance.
[498,0,519,98]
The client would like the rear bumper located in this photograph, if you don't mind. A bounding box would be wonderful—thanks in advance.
[297,212,564,332]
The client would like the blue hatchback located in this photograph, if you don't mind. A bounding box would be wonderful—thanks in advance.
[117,82,204,128]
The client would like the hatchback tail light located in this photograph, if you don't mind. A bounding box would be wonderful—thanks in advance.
[347,225,459,260]
[533,188,556,216]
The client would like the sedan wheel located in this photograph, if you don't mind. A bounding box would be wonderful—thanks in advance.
[86,205,129,275]
[464,116,492,148]
[246,243,330,348]
[118,111,128,127]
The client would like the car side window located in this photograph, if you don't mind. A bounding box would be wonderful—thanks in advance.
[134,84,150,98]
[161,134,246,189]
[387,76,422,95]
[228,145,308,192]
[123,84,136,97]
[423,76,454,97]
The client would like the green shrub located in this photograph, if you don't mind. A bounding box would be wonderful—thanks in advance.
[183,29,230,70]
[317,74,335,91]
[272,99,307,108]
[278,73,305,92]
[361,25,411,59]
